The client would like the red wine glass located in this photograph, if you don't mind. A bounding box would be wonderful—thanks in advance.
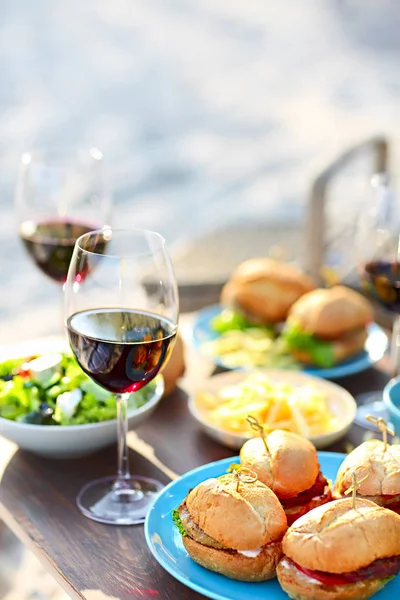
[355,173,398,429]
[15,148,112,285]
[64,228,179,525]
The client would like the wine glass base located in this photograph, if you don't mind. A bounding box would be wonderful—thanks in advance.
[353,392,391,430]
[76,475,164,525]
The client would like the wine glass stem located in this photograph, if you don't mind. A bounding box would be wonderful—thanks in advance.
[391,314,400,377]
[115,393,131,488]
[60,283,67,335]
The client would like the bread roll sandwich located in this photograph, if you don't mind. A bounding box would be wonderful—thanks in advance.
[333,439,400,511]
[277,498,400,600]
[283,285,373,368]
[220,258,315,325]
[240,430,332,525]
[172,472,287,581]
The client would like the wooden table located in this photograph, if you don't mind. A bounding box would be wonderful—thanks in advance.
[0,314,394,600]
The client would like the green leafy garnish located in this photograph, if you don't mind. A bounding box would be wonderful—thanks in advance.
[227,463,241,473]
[380,576,395,584]
[283,323,335,368]
[211,309,254,333]
[0,358,26,379]
[172,509,187,536]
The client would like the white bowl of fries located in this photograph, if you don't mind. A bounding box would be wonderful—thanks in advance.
[189,370,357,450]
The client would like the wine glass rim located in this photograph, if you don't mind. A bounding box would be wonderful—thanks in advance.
[75,227,167,257]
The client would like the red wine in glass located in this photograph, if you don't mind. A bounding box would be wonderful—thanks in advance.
[20,218,101,283]
[16,148,111,288]
[67,308,177,393]
[360,260,400,313]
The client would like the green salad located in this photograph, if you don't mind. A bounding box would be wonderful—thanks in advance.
[0,353,157,426]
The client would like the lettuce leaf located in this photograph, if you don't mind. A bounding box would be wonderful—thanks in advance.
[226,463,241,473]
[0,358,25,379]
[211,309,253,333]
[283,324,335,368]
[172,509,187,536]
[380,575,395,584]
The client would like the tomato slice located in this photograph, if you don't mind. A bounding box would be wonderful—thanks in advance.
[295,555,400,585]
[280,472,328,508]
[296,564,351,586]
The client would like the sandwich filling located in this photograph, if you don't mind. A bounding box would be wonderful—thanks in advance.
[176,502,225,549]
[174,501,281,556]
[341,492,400,513]
[283,323,367,368]
[279,471,332,525]
[285,556,400,586]
[283,324,335,367]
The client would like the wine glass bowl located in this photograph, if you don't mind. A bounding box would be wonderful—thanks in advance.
[67,308,176,394]
[359,261,400,313]
[354,173,400,428]
[64,228,179,524]
[16,148,111,284]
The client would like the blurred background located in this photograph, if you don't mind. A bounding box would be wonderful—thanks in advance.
[1,0,400,597]
[2,0,400,341]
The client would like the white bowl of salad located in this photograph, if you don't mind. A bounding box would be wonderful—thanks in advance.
[0,345,164,459]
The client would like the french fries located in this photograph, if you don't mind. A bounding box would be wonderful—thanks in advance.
[195,372,339,438]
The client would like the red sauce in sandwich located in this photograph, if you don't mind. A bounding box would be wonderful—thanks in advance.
[285,493,332,526]
[296,564,351,586]
[280,472,329,509]
[280,471,332,525]
[295,555,400,585]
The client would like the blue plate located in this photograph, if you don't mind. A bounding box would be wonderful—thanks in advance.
[145,453,399,600]
[191,304,388,379]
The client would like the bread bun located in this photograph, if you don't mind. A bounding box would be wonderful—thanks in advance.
[290,328,368,366]
[287,286,373,340]
[161,332,185,396]
[277,556,386,600]
[240,430,319,498]
[220,258,315,324]
[282,498,400,574]
[183,536,282,582]
[186,473,287,550]
[334,440,400,498]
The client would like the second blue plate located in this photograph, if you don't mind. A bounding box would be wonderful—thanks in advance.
[191,304,388,379]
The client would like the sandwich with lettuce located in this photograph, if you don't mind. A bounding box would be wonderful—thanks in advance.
[282,286,373,368]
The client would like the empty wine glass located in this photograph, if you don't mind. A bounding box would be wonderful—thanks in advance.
[355,173,399,428]
[15,148,112,284]
[64,228,179,524]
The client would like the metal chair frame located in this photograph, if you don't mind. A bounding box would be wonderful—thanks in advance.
[306,135,389,283]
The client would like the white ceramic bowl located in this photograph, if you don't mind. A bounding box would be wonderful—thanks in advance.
[0,378,164,459]
[0,337,164,458]
[189,370,357,450]
[0,377,164,458]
